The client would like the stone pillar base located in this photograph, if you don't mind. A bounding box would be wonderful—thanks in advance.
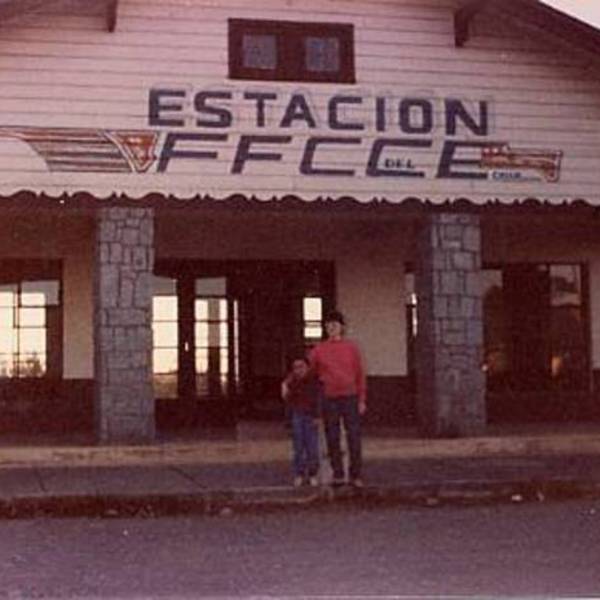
[94,207,155,444]
[415,213,486,438]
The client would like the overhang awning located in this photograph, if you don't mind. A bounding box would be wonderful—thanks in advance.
[0,190,597,216]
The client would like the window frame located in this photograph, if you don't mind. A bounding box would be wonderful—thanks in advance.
[0,260,63,380]
[228,18,356,84]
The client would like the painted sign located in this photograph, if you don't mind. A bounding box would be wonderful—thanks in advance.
[0,88,563,184]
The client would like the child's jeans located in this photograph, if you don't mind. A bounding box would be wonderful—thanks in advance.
[290,409,319,478]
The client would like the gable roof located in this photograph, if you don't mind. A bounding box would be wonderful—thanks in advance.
[0,0,598,66]
[456,0,600,67]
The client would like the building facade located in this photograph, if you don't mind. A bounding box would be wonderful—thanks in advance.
[0,0,599,441]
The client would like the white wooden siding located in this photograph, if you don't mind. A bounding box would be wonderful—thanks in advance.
[0,0,599,203]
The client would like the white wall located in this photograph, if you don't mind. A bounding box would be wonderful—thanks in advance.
[157,211,412,375]
[0,0,598,203]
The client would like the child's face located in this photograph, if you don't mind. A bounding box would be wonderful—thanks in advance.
[292,359,309,378]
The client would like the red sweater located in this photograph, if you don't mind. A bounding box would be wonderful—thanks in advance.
[309,338,366,403]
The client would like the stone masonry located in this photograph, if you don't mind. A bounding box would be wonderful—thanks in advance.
[94,207,155,443]
[415,213,485,437]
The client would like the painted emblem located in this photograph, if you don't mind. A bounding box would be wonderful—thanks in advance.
[0,126,159,173]
[481,143,563,183]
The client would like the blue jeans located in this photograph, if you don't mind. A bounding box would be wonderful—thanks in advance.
[322,395,362,480]
[290,409,319,478]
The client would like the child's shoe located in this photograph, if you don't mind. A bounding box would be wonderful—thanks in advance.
[308,476,319,487]
[293,476,303,488]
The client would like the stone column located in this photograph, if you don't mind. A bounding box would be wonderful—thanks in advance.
[415,213,485,437]
[94,207,155,443]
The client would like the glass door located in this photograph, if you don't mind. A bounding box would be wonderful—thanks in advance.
[152,270,239,427]
[194,277,239,403]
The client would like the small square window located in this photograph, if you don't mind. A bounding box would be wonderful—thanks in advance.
[305,37,340,72]
[242,34,277,70]
[229,19,355,83]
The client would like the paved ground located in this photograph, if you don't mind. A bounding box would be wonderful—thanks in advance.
[1,423,600,518]
[2,500,600,597]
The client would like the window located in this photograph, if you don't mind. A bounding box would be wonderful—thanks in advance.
[194,278,239,398]
[303,296,323,348]
[0,261,62,379]
[229,19,355,83]
[152,276,178,399]
[405,263,589,392]
[548,264,587,389]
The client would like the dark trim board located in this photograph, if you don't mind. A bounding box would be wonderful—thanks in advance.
[0,376,597,436]
[0,379,94,434]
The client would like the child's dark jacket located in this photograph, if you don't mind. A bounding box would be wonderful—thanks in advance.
[284,372,320,417]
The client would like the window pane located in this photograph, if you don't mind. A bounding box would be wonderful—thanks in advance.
[0,353,14,377]
[303,297,322,321]
[196,348,208,374]
[304,325,322,339]
[195,322,209,346]
[550,265,581,306]
[195,277,226,297]
[18,354,46,377]
[152,276,176,296]
[482,269,507,376]
[305,36,340,72]
[0,286,16,307]
[0,328,16,353]
[153,348,178,374]
[550,306,586,388]
[152,322,178,348]
[19,328,46,354]
[18,307,45,327]
[220,349,229,375]
[243,33,277,69]
[219,322,228,347]
[218,299,228,321]
[152,297,178,321]
[0,308,14,328]
[21,281,59,306]
[233,300,239,341]
[195,299,208,321]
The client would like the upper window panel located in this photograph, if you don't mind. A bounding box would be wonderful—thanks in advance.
[229,19,355,83]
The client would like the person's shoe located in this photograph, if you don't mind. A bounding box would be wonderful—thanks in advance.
[293,476,303,488]
[308,476,319,487]
[351,478,364,489]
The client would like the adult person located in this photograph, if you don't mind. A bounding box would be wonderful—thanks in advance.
[309,310,366,488]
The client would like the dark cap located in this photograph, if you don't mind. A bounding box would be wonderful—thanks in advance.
[324,310,345,325]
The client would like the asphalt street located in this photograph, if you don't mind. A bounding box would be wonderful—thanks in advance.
[1,499,600,598]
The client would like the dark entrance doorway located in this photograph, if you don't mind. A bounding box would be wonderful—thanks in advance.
[152,260,334,431]
[483,263,591,423]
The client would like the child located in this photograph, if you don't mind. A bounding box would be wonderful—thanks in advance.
[281,356,321,487]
